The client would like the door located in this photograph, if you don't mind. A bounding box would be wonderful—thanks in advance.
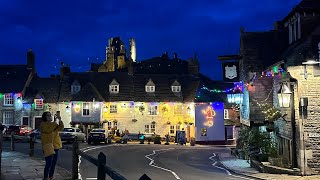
[22,117,29,126]
[35,117,42,130]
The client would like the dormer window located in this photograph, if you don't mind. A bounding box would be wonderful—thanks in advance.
[109,79,120,94]
[171,80,181,93]
[146,86,155,92]
[172,86,181,92]
[71,80,81,94]
[71,85,81,94]
[145,79,155,93]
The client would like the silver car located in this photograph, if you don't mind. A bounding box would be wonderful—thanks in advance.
[59,128,86,142]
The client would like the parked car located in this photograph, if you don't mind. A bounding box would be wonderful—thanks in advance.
[88,129,109,144]
[59,128,86,142]
[3,125,33,140]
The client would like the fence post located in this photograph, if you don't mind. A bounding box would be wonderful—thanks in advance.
[72,141,79,180]
[11,132,15,151]
[97,152,106,180]
[29,136,34,157]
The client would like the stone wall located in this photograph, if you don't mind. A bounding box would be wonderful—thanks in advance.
[289,65,320,175]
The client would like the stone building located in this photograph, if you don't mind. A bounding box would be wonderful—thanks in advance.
[224,0,320,175]
[0,49,35,125]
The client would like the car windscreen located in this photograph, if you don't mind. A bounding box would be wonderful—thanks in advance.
[9,126,20,130]
[91,129,105,133]
[63,128,74,132]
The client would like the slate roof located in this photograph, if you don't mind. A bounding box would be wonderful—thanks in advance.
[0,65,31,93]
[24,76,61,103]
[282,0,320,22]
[240,30,288,70]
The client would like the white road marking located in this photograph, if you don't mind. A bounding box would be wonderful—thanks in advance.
[86,178,97,180]
[145,148,181,179]
[209,153,254,180]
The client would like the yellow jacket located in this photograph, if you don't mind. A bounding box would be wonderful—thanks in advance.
[40,121,64,157]
[53,121,64,149]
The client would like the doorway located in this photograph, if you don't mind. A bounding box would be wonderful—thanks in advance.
[34,117,42,129]
[22,117,29,126]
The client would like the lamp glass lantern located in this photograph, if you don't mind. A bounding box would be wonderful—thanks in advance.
[277,84,292,108]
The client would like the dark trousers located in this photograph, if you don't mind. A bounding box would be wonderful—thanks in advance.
[44,149,59,178]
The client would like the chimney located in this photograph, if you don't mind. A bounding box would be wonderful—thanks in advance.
[188,53,200,76]
[60,63,71,79]
[173,52,178,59]
[127,58,135,75]
[27,49,35,72]
[273,21,283,30]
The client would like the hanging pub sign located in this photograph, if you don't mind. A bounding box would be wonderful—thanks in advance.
[222,62,239,82]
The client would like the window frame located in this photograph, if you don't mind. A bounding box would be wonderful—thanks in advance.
[110,105,117,113]
[82,102,90,116]
[109,85,119,93]
[3,111,13,124]
[224,109,229,119]
[148,105,158,115]
[34,99,44,109]
[171,86,181,92]
[150,124,156,133]
[145,124,150,133]
[4,93,14,106]
[71,85,81,94]
[145,86,155,93]
[107,121,112,130]
[170,125,175,134]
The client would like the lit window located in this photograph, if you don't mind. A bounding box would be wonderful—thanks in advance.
[108,121,112,130]
[110,105,117,113]
[4,94,13,106]
[174,105,183,114]
[109,85,119,93]
[3,111,13,124]
[145,125,150,133]
[71,85,81,94]
[114,122,118,129]
[176,124,180,131]
[148,105,158,115]
[150,124,156,133]
[34,99,44,109]
[224,109,229,119]
[82,102,90,116]
[145,86,155,92]
[172,86,181,92]
[170,125,175,134]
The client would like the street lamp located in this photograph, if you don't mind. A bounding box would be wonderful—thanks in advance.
[277,84,292,108]
[277,82,297,168]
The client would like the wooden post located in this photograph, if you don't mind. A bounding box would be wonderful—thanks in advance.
[11,131,15,151]
[97,152,106,180]
[29,137,34,157]
[72,141,79,180]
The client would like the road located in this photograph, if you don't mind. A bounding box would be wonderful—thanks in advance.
[2,140,254,180]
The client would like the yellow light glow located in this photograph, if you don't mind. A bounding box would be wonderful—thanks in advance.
[74,104,80,112]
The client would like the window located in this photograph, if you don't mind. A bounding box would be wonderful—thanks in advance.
[148,105,158,115]
[109,85,119,93]
[201,128,207,136]
[145,125,150,133]
[174,105,183,114]
[176,124,180,131]
[114,122,118,129]
[4,94,13,106]
[110,105,117,113]
[3,111,13,124]
[82,102,90,116]
[150,124,156,133]
[172,86,181,92]
[145,86,155,92]
[71,85,81,94]
[108,121,112,130]
[170,125,175,134]
[224,109,229,119]
[34,99,44,109]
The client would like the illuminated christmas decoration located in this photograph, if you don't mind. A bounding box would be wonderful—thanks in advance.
[74,103,81,112]
[202,106,216,127]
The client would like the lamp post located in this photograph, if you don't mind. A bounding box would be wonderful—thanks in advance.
[278,83,297,168]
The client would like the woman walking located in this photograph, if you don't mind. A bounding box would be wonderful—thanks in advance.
[40,111,63,180]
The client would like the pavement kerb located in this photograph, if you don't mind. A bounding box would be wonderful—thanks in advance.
[216,154,265,180]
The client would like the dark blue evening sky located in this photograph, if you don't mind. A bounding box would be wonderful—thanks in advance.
[0,0,300,80]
